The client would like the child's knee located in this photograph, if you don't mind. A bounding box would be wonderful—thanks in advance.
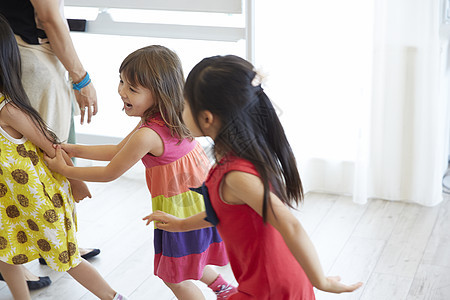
[164,280,191,291]
[164,280,182,289]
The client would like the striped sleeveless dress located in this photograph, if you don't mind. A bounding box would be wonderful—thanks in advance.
[140,113,228,283]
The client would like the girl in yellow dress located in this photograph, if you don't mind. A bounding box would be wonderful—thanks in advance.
[0,14,126,300]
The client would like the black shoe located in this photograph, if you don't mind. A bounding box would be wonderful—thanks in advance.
[80,248,101,260]
[38,248,101,265]
[0,273,51,290]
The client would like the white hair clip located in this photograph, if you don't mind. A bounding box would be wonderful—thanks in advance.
[251,71,264,87]
[252,68,268,87]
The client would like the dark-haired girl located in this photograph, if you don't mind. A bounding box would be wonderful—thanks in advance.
[144,55,363,299]
[0,13,125,300]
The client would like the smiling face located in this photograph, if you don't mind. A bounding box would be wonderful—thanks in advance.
[118,72,155,117]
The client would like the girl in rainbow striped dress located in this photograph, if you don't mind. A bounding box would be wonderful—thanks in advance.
[44,45,236,299]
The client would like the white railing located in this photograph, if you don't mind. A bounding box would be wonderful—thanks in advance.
[65,0,254,62]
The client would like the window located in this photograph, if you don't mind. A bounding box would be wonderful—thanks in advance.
[65,0,253,140]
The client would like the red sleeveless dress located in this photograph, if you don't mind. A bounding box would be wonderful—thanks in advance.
[204,156,315,299]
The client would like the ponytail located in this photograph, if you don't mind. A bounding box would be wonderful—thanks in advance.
[185,55,304,222]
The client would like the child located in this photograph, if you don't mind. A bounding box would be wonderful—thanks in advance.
[0,14,126,300]
[143,55,364,299]
[44,45,236,299]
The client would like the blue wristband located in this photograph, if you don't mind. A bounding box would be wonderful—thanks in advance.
[72,72,91,90]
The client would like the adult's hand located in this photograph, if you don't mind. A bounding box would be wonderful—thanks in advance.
[75,82,98,124]
[31,0,99,124]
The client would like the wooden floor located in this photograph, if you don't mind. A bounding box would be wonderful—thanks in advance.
[1,163,449,300]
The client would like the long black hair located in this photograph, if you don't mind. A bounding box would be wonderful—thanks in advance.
[184,55,303,221]
[0,13,59,144]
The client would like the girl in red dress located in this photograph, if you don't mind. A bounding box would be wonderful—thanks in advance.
[144,55,363,299]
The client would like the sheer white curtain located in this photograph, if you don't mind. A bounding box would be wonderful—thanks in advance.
[354,0,448,206]
[256,0,449,206]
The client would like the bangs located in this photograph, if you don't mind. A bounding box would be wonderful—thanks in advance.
[119,57,155,92]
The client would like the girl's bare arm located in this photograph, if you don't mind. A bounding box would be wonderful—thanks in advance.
[45,127,163,182]
[142,211,213,232]
[1,104,91,201]
[223,171,363,294]
[62,122,141,161]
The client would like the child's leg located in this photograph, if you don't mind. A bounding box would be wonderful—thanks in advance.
[67,259,117,300]
[164,280,205,300]
[199,266,220,286]
[0,261,31,300]
[201,266,237,299]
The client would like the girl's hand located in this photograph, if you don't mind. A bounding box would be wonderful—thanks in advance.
[44,145,68,174]
[59,143,76,158]
[142,210,184,232]
[69,179,92,203]
[317,276,363,294]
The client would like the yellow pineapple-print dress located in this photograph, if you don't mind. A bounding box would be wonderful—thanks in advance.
[0,94,81,272]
